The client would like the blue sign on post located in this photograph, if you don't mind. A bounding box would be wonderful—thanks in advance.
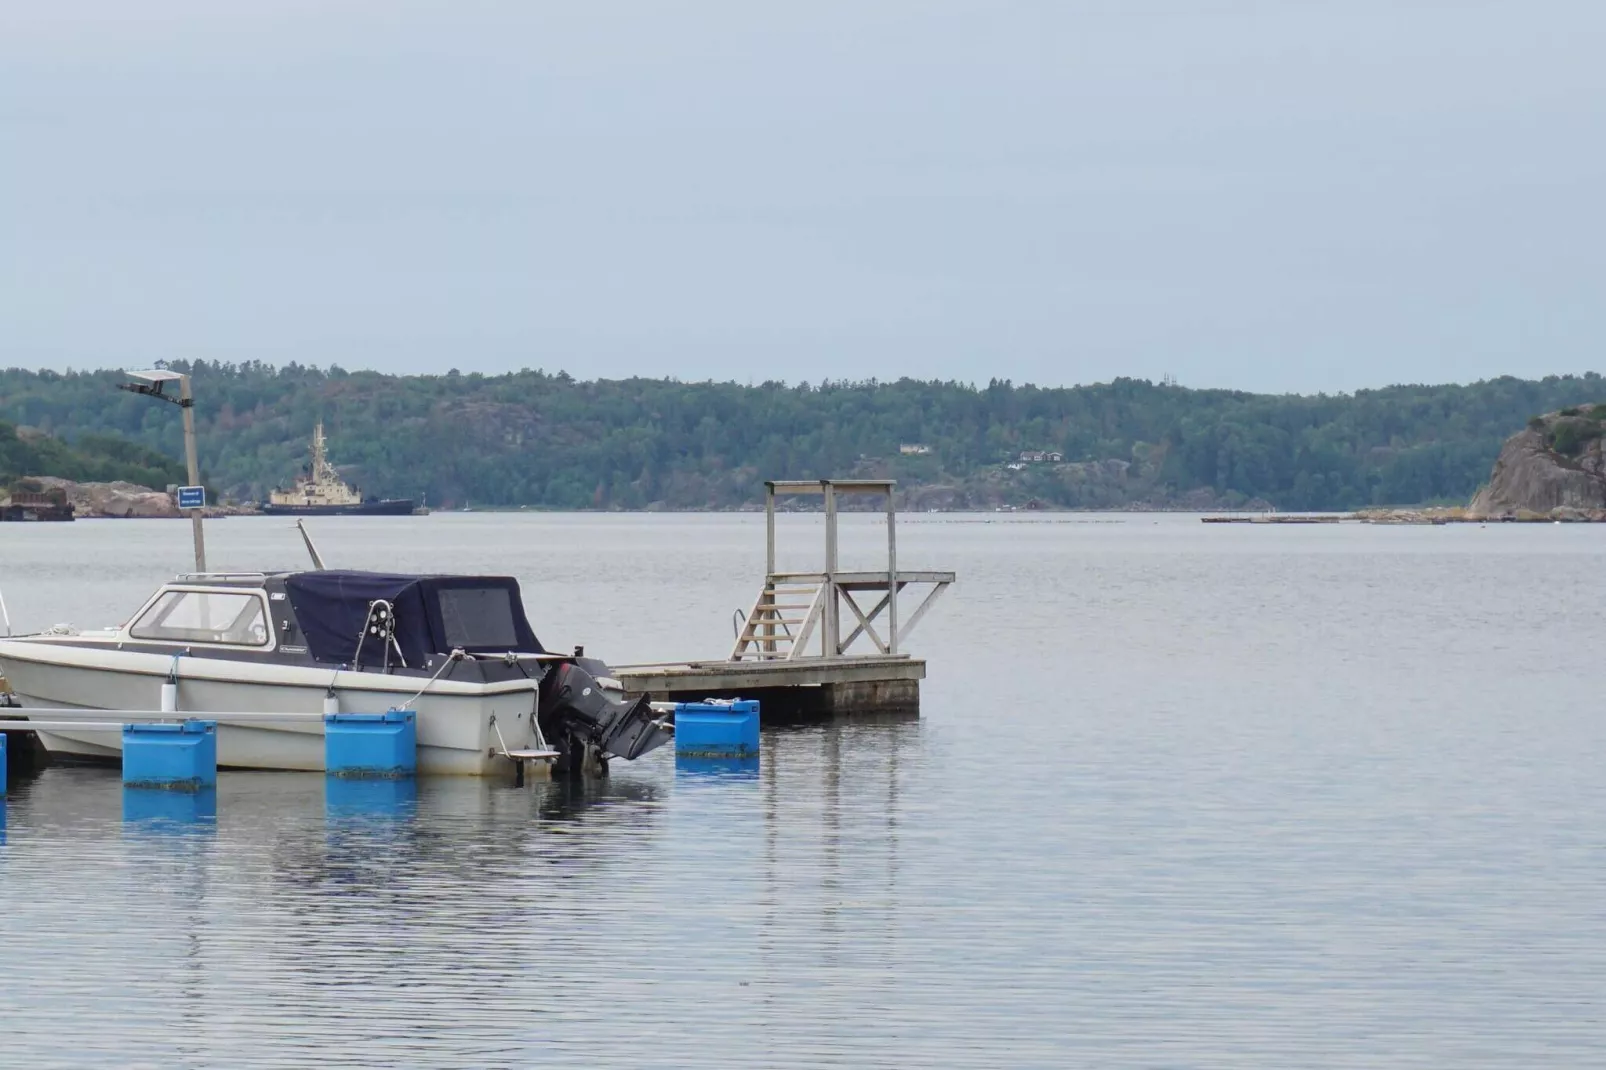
[177,485,206,510]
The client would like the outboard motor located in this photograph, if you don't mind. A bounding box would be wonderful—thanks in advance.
[538,660,671,770]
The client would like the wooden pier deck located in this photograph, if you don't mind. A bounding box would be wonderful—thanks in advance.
[615,654,926,721]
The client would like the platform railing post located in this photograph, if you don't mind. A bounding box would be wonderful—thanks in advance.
[765,481,776,578]
[824,480,839,656]
[764,481,778,656]
[886,487,898,655]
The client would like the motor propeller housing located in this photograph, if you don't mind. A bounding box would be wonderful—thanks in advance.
[538,660,671,763]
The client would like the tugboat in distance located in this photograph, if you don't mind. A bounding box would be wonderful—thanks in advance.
[261,422,416,517]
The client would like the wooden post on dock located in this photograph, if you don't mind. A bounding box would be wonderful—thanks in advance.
[763,482,779,657]
[886,489,898,654]
[765,482,777,577]
[823,481,839,657]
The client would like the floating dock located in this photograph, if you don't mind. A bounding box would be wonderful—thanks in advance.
[615,653,926,720]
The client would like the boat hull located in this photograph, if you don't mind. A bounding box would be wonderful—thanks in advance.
[0,640,541,775]
[260,499,416,517]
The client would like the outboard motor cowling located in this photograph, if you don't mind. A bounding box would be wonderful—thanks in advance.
[538,661,671,762]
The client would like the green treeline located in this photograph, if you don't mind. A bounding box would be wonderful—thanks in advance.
[0,363,1600,510]
[0,419,187,491]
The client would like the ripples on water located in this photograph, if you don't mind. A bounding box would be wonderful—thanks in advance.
[1,514,1604,1067]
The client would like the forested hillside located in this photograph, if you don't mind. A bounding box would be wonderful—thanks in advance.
[0,420,187,491]
[0,363,1600,510]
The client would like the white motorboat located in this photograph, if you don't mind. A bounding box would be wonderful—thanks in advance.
[0,570,670,775]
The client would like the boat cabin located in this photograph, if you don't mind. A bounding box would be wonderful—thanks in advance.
[121,570,546,672]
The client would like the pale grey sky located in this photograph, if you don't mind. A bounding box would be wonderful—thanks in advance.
[2,1,1602,392]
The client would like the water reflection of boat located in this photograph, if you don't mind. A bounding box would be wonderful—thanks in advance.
[275,774,668,895]
[0,570,671,775]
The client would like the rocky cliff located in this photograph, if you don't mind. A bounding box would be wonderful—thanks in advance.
[1469,408,1606,517]
[29,477,182,518]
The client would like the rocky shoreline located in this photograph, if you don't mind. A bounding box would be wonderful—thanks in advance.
[1207,408,1606,524]
[24,477,257,519]
[1356,506,1606,524]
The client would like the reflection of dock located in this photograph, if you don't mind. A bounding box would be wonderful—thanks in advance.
[619,480,953,720]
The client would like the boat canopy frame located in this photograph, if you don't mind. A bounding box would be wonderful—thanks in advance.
[282,571,544,669]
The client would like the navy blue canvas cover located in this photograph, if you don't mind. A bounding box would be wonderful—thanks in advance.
[283,571,542,666]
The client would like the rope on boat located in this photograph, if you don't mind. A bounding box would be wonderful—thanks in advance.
[490,713,512,756]
[393,647,468,710]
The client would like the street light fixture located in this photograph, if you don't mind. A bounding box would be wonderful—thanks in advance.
[119,369,206,573]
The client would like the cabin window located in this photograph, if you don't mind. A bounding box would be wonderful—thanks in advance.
[437,586,519,648]
[130,590,270,646]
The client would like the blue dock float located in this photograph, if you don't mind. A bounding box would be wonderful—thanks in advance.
[0,732,7,799]
[674,699,761,760]
[324,710,417,779]
[123,720,217,791]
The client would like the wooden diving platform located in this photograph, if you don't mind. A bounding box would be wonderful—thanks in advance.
[626,479,954,721]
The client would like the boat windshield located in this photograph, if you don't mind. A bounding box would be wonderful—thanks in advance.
[130,590,269,647]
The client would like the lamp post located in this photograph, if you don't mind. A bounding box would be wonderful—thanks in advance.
[120,369,207,573]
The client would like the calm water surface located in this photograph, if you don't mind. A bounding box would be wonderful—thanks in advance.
[0,513,1603,1067]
